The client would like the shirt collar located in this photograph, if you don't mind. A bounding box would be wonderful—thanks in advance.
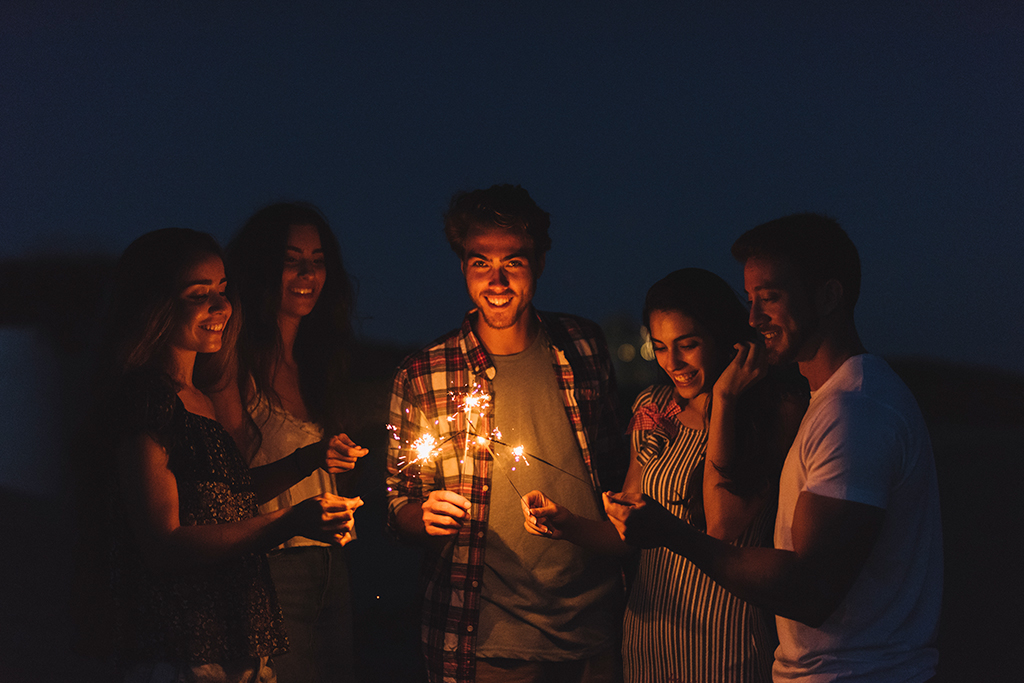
[458,307,559,381]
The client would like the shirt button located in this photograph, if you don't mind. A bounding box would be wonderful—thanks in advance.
[482,484,488,492]
[472,580,479,588]
[477,531,485,539]
[466,625,474,632]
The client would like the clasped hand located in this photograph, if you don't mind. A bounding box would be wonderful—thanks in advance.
[603,491,679,549]
[293,493,363,546]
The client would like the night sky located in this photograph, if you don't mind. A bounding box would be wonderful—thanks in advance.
[3,1,1022,373]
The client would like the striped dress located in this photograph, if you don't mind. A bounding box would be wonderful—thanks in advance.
[623,385,776,683]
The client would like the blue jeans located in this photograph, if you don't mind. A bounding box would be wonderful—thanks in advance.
[268,545,356,683]
[122,657,276,682]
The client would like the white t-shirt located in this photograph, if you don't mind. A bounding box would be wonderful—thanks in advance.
[774,355,942,682]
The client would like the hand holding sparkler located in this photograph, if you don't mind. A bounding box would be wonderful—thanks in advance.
[421,490,471,537]
[324,433,369,473]
[292,433,368,477]
[290,493,364,546]
[603,491,681,549]
[521,490,578,540]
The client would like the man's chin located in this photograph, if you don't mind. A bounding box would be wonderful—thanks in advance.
[482,301,536,329]
[766,342,797,366]
[479,311,519,331]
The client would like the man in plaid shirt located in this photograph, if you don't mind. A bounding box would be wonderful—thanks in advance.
[386,185,627,683]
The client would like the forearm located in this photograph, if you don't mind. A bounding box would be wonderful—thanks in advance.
[659,507,848,626]
[140,507,298,574]
[393,499,427,541]
[392,498,458,553]
[561,515,635,557]
[705,395,766,541]
[249,441,323,502]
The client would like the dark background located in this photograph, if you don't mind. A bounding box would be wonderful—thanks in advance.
[2,1,1022,373]
[1,2,1022,681]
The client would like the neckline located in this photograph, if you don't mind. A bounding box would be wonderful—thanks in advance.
[175,394,229,430]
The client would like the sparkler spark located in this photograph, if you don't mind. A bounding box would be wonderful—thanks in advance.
[412,434,438,462]
[391,386,589,507]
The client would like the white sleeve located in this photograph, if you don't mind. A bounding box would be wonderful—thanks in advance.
[799,394,905,509]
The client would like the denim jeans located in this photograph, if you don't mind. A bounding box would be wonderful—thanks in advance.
[268,545,356,683]
[122,657,276,683]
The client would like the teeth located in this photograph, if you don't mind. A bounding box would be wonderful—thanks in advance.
[486,296,512,306]
[201,323,224,332]
[291,288,313,295]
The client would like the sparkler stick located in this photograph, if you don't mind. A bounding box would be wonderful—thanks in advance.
[463,426,594,489]
[482,438,525,501]
[390,386,592,504]
[458,386,491,484]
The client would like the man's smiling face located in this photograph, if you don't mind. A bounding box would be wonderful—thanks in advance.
[461,225,541,337]
[744,256,819,366]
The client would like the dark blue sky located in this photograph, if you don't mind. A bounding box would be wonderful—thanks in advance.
[2,1,1022,373]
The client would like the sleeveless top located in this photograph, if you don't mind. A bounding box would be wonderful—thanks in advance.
[107,371,288,664]
[248,393,337,549]
[623,384,776,683]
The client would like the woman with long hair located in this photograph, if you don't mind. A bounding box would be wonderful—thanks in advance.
[211,203,366,683]
[522,268,807,683]
[89,228,360,682]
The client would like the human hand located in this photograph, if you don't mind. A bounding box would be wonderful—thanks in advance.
[293,493,364,546]
[323,433,369,473]
[521,490,575,540]
[421,490,470,537]
[603,491,677,549]
[713,342,767,403]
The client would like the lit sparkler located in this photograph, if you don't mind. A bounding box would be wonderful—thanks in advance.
[389,385,592,503]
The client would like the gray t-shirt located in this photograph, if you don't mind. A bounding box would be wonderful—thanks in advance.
[476,329,623,660]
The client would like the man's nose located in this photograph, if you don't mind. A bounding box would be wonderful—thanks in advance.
[749,300,765,327]
[490,267,509,287]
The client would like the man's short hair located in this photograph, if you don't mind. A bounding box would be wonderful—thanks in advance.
[444,184,552,260]
[732,212,861,313]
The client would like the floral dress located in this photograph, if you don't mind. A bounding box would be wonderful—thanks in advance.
[107,371,288,666]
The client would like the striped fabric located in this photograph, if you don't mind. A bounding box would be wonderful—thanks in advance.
[623,385,776,683]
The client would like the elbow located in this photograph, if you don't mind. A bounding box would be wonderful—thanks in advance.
[138,541,185,580]
[788,601,839,628]
[136,527,213,577]
[778,585,845,628]
[704,521,744,544]
[704,508,755,544]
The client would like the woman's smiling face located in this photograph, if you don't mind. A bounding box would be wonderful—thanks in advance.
[279,223,326,320]
[170,253,231,356]
[648,308,723,402]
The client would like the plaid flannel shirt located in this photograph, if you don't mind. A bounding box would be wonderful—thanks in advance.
[385,309,625,683]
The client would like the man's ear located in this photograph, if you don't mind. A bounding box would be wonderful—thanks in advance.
[816,278,844,316]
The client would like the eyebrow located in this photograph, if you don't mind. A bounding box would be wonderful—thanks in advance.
[286,245,323,253]
[182,277,227,287]
[466,249,531,262]
[748,283,776,292]
[747,277,789,293]
[649,331,699,344]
